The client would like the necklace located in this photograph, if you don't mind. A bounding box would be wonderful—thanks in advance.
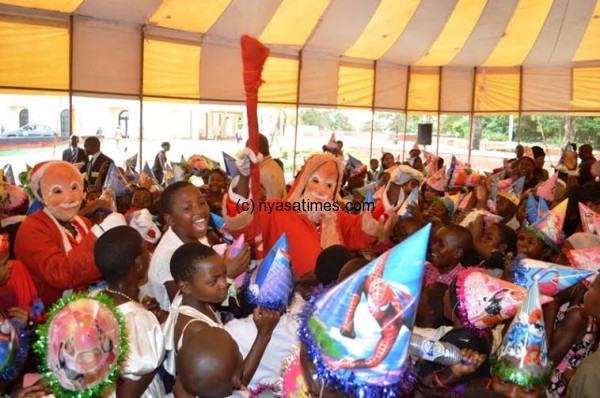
[104,288,136,303]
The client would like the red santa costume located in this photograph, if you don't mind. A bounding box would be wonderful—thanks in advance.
[224,153,382,277]
[15,161,125,305]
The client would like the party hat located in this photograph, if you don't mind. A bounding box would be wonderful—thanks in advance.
[3,165,15,186]
[124,153,137,170]
[34,293,128,398]
[450,268,552,335]
[579,202,600,235]
[483,212,504,226]
[498,179,523,206]
[411,142,420,153]
[26,198,43,215]
[0,317,28,382]
[397,188,419,218]
[425,166,446,192]
[222,152,240,177]
[434,194,462,218]
[139,161,158,184]
[493,282,551,388]
[298,224,431,396]
[210,212,234,241]
[465,172,482,187]
[565,247,600,287]
[364,188,374,206]
[536,173,558,203]
[526,195,539,225]
[324,133,337,150]
[347,154,367,177]
[246,234,293,312]
[513,176,525,198]
[538,197,549,215]
[522,146,535,162]
[526,198,568,251]
[488,175,499,213]
[423,150,439,176]
[445,156,469,189]
[458,191,472,211]
[2,184,29,213]
[103,163,132,198]
[512,257,596,296]
[357,181,378,196]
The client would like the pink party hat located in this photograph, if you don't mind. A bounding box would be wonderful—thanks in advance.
[324,133,337,150]
[410,142,421,154]
[246,234,293,312]
[483,212,504,226]
[498,178,524,206]
[445,156,469,189]
[536,173,559,202]
[425,166,446,192]
[493,282,551,388]
[450,268,552,335]
[565,247,600,287]
[228,234,248,289]
[298,224,432,396]
[526,198,568,251]
[423,150,439,176]
[458,191,472,211]
[512,257,596,296]
[523,146,535,161]
[2,184,29,213]
[579,202,600,235]
[465,173,482,187]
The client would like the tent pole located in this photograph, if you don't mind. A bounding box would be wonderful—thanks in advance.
[68,16,73,139]
[517,65,523,144]
[369,60,377,163]
[468,66,477,164]
[139,28,145,169]
[401,66,411,163]
[436,66,442,157]
[292,50,303,177]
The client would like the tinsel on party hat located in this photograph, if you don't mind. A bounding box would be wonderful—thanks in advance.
[565,247,600,287]
[246,234,293,312]
[492,282,551,388]
[536,173,559,203]
[526,198,568,251]
[449,268,552,335]
[34,293,127,398]
[579,202,600,235]
[425,166,446,192]
[298,224,432,396]
[512,257,595,296]
[2,184,29,213]
[0,316,28,383]
[397,188,419,218]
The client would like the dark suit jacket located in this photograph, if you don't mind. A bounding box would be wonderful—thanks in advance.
[62,146,87,168]
[86,152,114,187]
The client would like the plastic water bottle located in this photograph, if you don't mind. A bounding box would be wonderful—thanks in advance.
[408,333,462,366]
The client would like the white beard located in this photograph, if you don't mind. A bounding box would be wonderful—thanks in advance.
[297,194,335,225]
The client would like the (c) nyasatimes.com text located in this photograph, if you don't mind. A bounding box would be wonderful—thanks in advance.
[235,199,375,215]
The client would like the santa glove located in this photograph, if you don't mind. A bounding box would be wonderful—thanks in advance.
[129,209,161,244]
[235,147,262,177]
[92,212,127,237]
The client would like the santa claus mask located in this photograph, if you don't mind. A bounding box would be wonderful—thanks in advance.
[40,163,84,222]
[303,161,338,203]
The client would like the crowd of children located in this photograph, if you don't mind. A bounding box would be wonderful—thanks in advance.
[0,136,599,398]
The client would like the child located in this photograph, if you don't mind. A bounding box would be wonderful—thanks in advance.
[94,226,166,398]
[424,225,472,286]
[415,282,453,336]
[469,216,517,277]
[163,242,280,386]
[206,169,229,216]
[146,181,250,311]
[173,328,246,397]
[130,187,154,213]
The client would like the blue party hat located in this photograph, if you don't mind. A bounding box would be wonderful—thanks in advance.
[26,198,43,215]
[397,188,419,218]
[512,257,595,296]
[0,317,28,382]
[299,224,432,396]
[222,152,240,177]
[124,153,137,170]
[493,282,551,388]
[347,154,363,169]
[103,163,132,198]
[489,175,499,213]
[364,188,374,206]
[2,165,15,186]
[513,176,525,197]
[357,181,378,196]
[142,162,158,183]
[538,197,549,215]
[210,212,233,241]
[526,195,539,224]
[246,234,293,312]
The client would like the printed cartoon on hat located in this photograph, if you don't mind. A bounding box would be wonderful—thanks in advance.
[347,154,367,177]
[433,194,462,219]
[579,203,600,235]
[565,247,600,287]
[0,316,28,383]
[449,268,552,335]
[492,282,551,389]
[246,234,294,312]
[445,156,469,190]
[512,257,595,296]
[34,293,127,398]
[298,224,432,396]
[525,198,568,251]
[425,166,446,192]
[423,150,439,177]
[536,173,559,203]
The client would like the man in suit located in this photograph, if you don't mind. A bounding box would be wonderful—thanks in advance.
[83,136,113,189]
[62,135,87,171]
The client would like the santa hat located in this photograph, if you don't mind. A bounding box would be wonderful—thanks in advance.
[397,188,419,218]
[425,166,446,192]
[246,234,294,312]
[525,198,568,251]
[579,202,600,235]
[536,173,559,203]
[29,161,82,202]
[324,133,337,150]
[0,317,28,383]
[492,282,551,389]
[449,268,552,335]
[512,257,595,296]
[34,293,127,398]
[565,247,600,287]
[298,224,431,396]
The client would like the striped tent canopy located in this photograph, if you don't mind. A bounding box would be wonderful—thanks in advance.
[1,0,599,113]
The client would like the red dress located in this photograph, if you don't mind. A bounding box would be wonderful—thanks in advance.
[14,209,100,306]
